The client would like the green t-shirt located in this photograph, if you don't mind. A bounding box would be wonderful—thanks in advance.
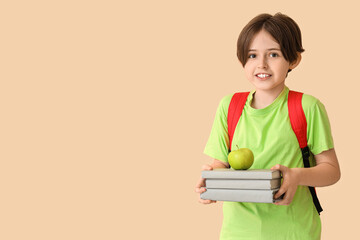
[204,86,334,240]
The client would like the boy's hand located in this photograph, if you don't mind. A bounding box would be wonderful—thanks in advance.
[195,164,217,204]
[271,164,300,206]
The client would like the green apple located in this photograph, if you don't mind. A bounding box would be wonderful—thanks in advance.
[228,147,254,170]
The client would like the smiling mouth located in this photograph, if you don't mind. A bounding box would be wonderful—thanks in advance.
[256,73,272,79]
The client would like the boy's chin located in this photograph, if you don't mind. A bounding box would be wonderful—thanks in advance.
[251,83,286,93]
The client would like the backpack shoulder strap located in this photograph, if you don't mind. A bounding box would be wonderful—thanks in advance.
[227,92,250,152]
[287,90,308,148]
[288,90,323,215]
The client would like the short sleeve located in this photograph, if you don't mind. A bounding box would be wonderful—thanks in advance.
[303,95,334,155]
[203,94,233,163]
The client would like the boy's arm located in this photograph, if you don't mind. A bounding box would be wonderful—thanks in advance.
[272,148,341,205]
[296,148,340,186]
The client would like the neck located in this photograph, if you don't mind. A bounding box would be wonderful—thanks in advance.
[251,85,285,109]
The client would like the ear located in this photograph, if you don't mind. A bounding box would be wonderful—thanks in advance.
[289,53,302,70]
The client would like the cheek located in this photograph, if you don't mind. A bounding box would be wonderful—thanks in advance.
[244,68,254,79]
[277,62,291,76]
[244,62,254,74]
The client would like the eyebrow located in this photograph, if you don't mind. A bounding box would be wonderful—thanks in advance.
[248,48,281,52]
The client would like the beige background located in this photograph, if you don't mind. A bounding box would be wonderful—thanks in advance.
[1,0,358,239]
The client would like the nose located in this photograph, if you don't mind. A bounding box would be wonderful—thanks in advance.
[257,55,268,69]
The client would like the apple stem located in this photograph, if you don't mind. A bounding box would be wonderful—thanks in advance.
[236,144,239,150]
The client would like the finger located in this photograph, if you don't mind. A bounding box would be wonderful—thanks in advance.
[272,164,289,174]
[202,164,213,171]
[198,198,217,204]
[274,183,287,199]
[274,195,292,205]
[195,177,206,192]
[271,164,288,175]
[195,186,207,194]
[195,177,205,188]
[271,164,281,171]
[274,188,295,205]
[274,193,287,205]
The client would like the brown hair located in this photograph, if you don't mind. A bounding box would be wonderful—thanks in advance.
[237,13,304,71]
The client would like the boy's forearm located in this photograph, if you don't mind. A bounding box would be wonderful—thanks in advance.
[294,163,341,187]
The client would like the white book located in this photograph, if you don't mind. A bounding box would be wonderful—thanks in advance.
[202,169,281,180]
[205,178,281,190]
[200,188,282,203]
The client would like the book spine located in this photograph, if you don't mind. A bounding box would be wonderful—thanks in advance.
[205,179,281,190]
[202,170,281,180]
[200,188,279,203]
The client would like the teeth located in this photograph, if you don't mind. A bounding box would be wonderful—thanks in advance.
[257,74,270,78]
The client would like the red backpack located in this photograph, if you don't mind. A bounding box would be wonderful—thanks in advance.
[227,90,323,215]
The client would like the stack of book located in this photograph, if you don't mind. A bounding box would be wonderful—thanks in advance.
[200,169,283,203]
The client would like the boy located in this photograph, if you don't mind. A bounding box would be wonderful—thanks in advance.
[195,13,340,239]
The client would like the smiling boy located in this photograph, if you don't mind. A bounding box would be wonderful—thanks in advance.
[195,13,340,240]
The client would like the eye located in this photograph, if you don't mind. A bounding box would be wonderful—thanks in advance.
[270,53,279,57]
[248,54,256,59]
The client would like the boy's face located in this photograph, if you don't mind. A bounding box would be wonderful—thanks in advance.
[244,29,298,94]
